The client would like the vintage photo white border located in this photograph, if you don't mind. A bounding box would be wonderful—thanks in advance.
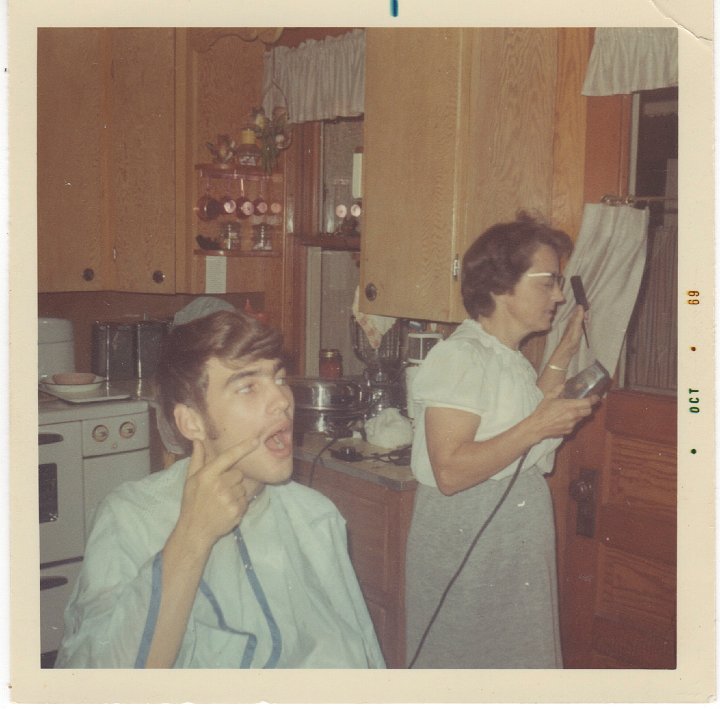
[6,0,715,704]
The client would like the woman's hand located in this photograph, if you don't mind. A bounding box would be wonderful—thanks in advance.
[529,385,598,441]
[538,306,588,393]
[556,304,587,359]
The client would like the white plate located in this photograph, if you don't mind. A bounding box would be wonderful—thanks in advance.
[39,375,106,395]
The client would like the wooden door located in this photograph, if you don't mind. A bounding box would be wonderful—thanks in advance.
[553,391,676,667]
[108,29,177,293]
[548,74,677,668]
[37,29,111,291]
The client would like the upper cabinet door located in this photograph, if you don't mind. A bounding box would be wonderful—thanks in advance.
[361,29,463,322]
[108,29,177,293]
[38,29,111,291]
[38,28,177,294]
[361,28,559,323]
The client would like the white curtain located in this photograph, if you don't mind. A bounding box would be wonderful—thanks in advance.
[582,28,678,96]
[542,203,649,378]
[262,29,365,123]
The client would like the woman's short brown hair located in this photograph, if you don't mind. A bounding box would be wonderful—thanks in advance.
[461,211,573,319]
[156,310,284,446]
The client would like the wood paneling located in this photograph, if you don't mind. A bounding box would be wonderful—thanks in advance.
[282,123,320,374]
[583,94,633,204]
[176,29,293,347]
[188,31,264,163]
[551,28,592,240]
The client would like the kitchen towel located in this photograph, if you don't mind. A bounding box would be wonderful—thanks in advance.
[351,286,396,350]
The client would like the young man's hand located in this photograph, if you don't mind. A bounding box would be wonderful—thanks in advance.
[177,438,261,552]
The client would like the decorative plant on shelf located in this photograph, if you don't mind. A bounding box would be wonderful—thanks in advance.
[250,106,293,174]
[205,134,237,167]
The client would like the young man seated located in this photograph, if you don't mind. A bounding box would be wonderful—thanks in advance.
[55,310,385,669]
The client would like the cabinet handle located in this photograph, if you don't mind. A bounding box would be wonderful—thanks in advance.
[82,268,95,282]
[364,283,378,302]
[152,270,165,284]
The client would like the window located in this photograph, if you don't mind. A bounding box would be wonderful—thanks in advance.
[622,88,678,394]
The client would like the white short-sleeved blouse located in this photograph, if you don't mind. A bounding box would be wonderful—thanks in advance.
[409,319,561,487]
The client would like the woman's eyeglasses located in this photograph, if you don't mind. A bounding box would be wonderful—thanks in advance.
[525,272,566,290]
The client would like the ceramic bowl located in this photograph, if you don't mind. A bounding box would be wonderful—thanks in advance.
[52,372,97,385]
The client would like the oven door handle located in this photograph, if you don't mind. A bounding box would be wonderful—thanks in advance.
[39,433,64,445]
[40,575,69,591]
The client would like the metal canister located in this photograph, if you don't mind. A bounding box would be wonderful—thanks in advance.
[319,349,343,379]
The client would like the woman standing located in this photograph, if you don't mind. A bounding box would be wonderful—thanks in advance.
[405,213,598,669]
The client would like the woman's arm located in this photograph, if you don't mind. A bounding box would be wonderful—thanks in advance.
[537,304,587,394]
[426,389,597,495]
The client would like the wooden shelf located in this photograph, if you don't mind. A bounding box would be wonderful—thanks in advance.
[297,233,360,251]
[193,248,280,258]
[194,163,281,181]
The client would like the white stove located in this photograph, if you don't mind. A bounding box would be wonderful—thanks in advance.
[39,394,151,666]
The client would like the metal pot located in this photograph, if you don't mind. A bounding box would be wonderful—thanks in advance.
[287,377,367,411]
[287,377,368,436]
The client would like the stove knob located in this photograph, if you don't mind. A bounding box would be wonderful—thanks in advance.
[92,424,109,442]
[119,421,136,439]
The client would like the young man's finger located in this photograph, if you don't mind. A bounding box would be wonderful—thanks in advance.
[205,438,261,479]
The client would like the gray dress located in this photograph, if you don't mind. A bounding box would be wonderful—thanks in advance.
[405,320,563,668]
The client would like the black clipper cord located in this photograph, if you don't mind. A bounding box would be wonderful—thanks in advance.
[407,450,529,668]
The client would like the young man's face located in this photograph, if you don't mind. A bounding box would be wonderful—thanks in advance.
[199,356,295,485]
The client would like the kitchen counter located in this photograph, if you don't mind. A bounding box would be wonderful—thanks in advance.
[293,433,417,492]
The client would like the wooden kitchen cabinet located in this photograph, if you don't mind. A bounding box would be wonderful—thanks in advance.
[293,456,416,669]
[38,28,292,321]
[360,28,586,322]
[38,28,177,293]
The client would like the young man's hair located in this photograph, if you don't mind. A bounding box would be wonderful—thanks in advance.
[156,310,284,448]
[461,211,573,319]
